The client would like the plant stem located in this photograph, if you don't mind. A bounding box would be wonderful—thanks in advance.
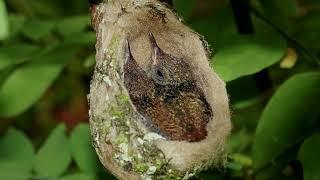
[230,0,253,34]
[229,0,272,92]
[250,7,320,67]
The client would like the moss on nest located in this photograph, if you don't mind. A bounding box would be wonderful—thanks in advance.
[98,92,200,179]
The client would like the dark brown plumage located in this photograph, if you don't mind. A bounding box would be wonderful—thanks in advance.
[123,34,213,142]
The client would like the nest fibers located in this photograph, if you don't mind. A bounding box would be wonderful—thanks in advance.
[88,0,231,179]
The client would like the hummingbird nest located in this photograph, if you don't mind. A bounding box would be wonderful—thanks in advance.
[88,0,231,179]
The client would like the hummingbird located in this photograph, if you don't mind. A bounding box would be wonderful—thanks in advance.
[123,33,213,142]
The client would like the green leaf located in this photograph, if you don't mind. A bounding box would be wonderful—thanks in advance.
[59,173,98,180]
[198,172,224,180]
[1,14,26,42]
[192,7,286,82]
[0,44,40,70]
[293,14,320,50]
[258,0,299,29]
[7,0,88,17]
[0,128,35,180]
[226,129,253,153]
[7,0,67,17]
[252,72,320,179]
[60,172,116,180]
[56,15,90,37]
[0,0,9,40]
[70,124,100,172]
[8,14,26,36]
[191,7,235,49]
[83,54,96,68]
[212,25,286,82]
[228,76,260,104]
[6,0,34,16]
[173,0,196,20]
[0,65,15,88]
[68,0,89,14]
[0,44,79,118]
[0,54,11,71]
[34,124,71,177]
[22,18,56,41]
[298,133,320,180]
[63,32,96,46]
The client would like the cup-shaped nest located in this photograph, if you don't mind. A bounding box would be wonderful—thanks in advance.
[88,1,231,179]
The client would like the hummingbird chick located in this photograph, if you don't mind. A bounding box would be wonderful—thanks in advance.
[123,34,213,142]
[123,39,165,135]
[147,32,192,86]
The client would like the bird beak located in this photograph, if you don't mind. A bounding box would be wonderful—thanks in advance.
[124,38,134,64]
[148,31,163,65]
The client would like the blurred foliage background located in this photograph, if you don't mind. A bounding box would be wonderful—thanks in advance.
[0,0,319,179]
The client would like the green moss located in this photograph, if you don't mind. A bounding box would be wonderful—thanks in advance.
[110,107,125,120]
[108,35,121,72]
[133,163,149,173]
[110,35,119,50]
[107,101,187,178]
[101,121,111,134]
[118,94,130,104]
[113,132,129,145]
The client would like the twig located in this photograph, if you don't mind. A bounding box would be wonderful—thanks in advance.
[250,7,320,67]
[230,0,253,34]
[229,0,272,92]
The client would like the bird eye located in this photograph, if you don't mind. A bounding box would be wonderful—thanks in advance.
[156,69,164,81]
